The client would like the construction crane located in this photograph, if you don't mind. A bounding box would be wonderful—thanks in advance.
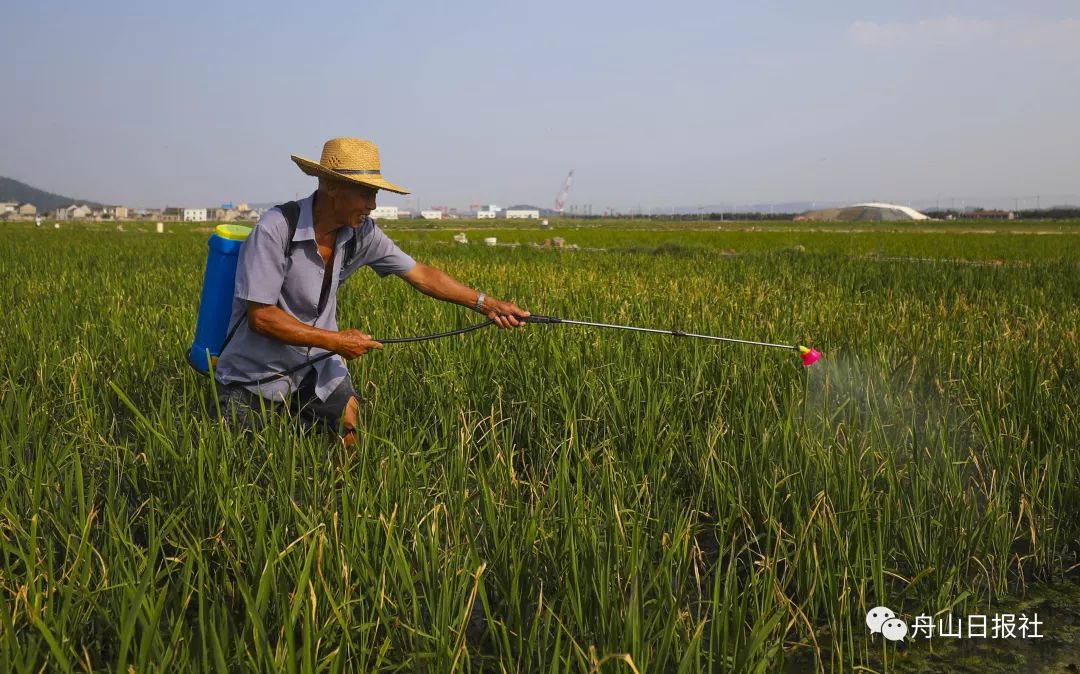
[555,169,574,214]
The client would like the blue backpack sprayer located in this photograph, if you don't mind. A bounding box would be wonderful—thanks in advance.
[188,206,822,383]
[186,223,252,374]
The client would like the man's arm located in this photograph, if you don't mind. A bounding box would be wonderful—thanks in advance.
[400,262,530,328]
[247,302,381,359]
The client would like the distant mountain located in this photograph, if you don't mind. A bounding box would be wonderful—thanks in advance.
[0,176,104,213]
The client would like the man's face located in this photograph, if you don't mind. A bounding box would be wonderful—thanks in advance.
[328,181,378,226]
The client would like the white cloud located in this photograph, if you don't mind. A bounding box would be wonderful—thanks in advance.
[849,16,1080,57]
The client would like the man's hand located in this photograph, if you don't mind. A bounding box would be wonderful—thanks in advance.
[480,297,530,329]
[333,329,383,359]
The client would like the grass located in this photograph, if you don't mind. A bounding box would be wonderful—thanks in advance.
[0,224,1077,672]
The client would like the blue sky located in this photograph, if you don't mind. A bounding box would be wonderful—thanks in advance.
[2,1,1078,211]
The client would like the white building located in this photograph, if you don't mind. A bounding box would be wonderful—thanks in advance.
[0,202,16,214]
[68,205,92,219]
[371,206,399,220]
[100,205,129,219]
[420,210,443,220]
[477,210,497,219]
[183,208,208,222]
[212,208,242,221]
[506,209,540,219]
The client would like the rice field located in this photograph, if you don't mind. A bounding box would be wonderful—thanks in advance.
[0,221,1078,672]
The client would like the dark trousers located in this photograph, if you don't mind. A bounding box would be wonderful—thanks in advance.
[216,369,357,436]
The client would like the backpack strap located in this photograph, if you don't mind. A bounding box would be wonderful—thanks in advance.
[344,232,357,267]
[343,223,363,268]
[275,201,301,256]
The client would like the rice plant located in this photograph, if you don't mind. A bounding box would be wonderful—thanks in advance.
[0,222,1077,672]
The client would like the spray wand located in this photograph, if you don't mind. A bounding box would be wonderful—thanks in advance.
[210,314,821,387]
[523,314,822,366]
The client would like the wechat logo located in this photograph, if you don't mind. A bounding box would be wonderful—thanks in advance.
[867,606,908,642]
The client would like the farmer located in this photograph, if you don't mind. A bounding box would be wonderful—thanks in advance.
[214,137,529,443]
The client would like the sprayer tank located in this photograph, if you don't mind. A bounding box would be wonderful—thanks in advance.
[187,224,252,374]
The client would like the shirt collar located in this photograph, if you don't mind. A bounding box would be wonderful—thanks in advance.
[297,190,369,247]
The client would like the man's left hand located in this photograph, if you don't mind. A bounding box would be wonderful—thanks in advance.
[482,297,530,328]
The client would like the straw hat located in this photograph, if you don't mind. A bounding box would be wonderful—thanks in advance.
[290,137,410,194]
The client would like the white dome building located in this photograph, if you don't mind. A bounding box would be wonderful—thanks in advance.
[796,202,930,222]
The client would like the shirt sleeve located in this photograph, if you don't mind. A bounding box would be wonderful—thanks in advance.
[234,211,287,305]
[344,221,417,279]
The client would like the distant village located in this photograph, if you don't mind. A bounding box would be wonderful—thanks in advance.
[0,201,543,222]
[0,202,261,223]
[7,198,1065,225]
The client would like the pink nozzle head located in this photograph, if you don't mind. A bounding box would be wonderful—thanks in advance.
[799,346,822,367]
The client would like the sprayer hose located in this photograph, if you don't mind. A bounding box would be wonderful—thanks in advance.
[216,318,502,386]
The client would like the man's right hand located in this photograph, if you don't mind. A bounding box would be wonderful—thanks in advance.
[333,329,383,359]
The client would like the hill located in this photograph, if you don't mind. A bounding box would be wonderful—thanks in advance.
[0,176,103,213]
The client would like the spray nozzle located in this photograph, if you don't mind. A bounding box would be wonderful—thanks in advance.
[799,346,822,367]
